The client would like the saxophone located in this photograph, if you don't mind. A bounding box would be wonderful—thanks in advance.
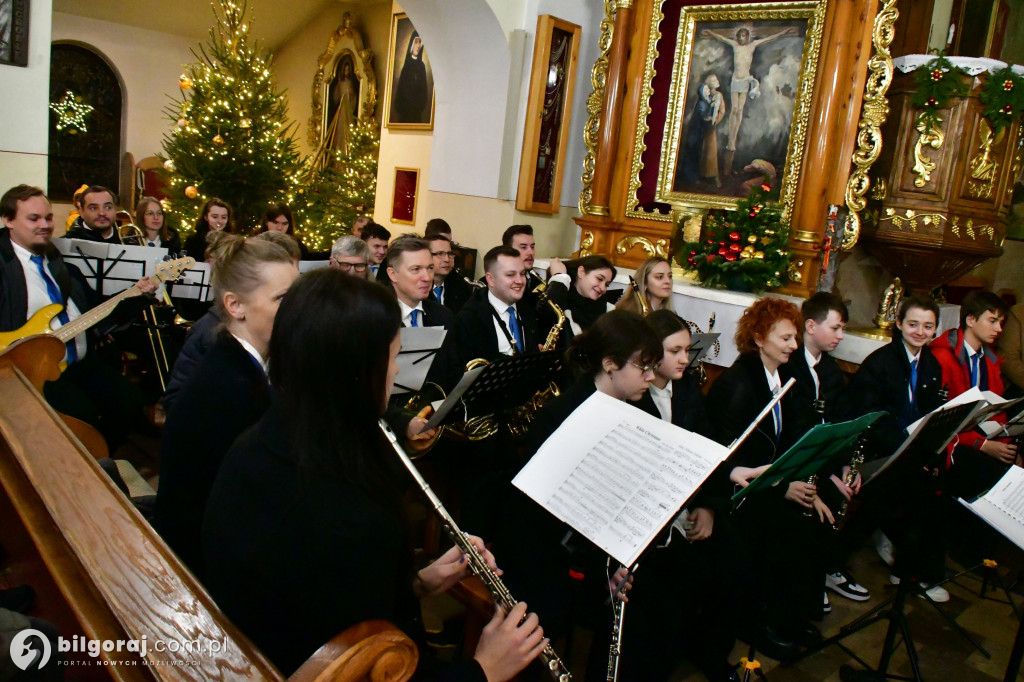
[629,276,650,317]
[506,295,566,437]
[378,420,572,681]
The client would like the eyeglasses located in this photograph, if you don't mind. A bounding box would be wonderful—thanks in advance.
[333,259,368,272]
[144,211,164,217]
[431,250,456,258]
[628,360,661,374]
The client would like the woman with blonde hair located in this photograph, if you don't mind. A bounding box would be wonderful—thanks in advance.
[615,256,675,314]
[156,232,299,577]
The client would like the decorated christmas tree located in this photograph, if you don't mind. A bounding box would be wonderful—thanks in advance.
[681,184,792,292]
[161,0,304,235]
[297,118,380,251]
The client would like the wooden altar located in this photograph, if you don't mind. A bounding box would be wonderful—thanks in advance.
[573,0,884,299]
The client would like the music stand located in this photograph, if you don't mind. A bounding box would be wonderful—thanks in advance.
[794,407,1000,681]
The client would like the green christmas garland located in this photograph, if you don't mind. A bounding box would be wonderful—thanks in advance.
[911,55,968,133]
[980,66,1024,133]
[681,184,791,293]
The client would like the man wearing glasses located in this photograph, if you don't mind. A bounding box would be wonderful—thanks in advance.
[329,235,371,278]
[428,234,472,314]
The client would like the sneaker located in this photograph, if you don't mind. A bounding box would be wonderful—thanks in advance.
[873,530,895,566]
[823,591,832,614]
[826,570,871,602]
[888,575,950,603]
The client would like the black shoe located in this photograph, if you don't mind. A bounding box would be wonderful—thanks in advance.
[0,585,36,614]
[789,622,822,648]
[746,623,799,662]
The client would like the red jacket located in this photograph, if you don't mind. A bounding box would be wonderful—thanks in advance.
[930,328,1006,455]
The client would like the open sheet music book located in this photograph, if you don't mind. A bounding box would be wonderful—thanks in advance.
[512,392,730,567]
[958,466,1024,551]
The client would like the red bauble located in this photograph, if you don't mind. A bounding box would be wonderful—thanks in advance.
[705,255,716,263]
[717,247,728,256]
[725,254,737,262]
[729,243,742,252]
[1004,80,1014,92]
[729,231,741,241]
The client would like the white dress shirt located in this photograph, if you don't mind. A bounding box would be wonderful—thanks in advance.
[648,381,673,422]
[230,332,269,377]
[805,346,821,399]
[12,241,87,361]
[487,291,518,356]
[398,298,426,327]
[764,366,782,434]
[905,346,921,403]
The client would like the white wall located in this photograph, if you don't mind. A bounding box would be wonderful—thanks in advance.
[0,0,53,191]
[51,12,195,163]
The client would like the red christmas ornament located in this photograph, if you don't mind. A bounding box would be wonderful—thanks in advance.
[688,257,696,266]
[717,247,728,256]
[705,255,716,263]
[729,231,741,241]
[706,239,715,245]
[1004,80,1014,92]
[761,183,771,192]
[729,243,742,253]
[689,250,697,256]
[930,69,942,81]
[926,97,937,107]
[725,253,737,262]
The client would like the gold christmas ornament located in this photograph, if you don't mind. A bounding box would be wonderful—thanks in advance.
[163,159,174,171]
[754,251,765,259]
[739,250,753,260]
[176,117,188,128]
[747,235,758,244]
[179,74,193,90]
[184,185,199,199]
[239,118,252,129]
[212,134,225,146]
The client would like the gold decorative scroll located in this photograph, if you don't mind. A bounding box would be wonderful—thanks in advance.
[870,177,888,200]
[880,208,946,232]
[615,234,670,259]
[578,230,595,257]
[911,117,944,188]
[967,119,1004,199]
[578,0,617,215]
[843,0,898,251]
[949,216,996,241]
[787,259,805,283]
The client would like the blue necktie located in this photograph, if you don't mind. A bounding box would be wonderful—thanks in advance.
[969,353,980,388]
[909,358,918,406]
[29,255,78,363]
[410,309,420,327]
[148,241,156,247]
[370,265,378,276]
[772,395,782,440]
[506,305,523,352]
[433,285,443,302]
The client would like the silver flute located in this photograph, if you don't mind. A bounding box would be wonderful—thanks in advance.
[378,420,572,682]
[605,570,631,682]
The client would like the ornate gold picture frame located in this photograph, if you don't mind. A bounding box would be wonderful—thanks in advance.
[629,1,826,222]
[384,13,435,130]
[308,13,377,151]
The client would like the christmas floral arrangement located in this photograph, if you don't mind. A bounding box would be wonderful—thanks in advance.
[911,55,1024,135]
[980,66,1024,133]
[681,184,791,292]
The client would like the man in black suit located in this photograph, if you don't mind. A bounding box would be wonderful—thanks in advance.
[502,224,544,308]
[362,222,391,279]
[64,185,122,244]
[427,245,541,391]
[385,236,453,329]
[1,184,155,450]
[427,234,473,314]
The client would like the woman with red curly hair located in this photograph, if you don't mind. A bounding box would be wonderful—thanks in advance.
[706,296,830,659]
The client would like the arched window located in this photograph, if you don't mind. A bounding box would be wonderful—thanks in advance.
[47,43,123,201]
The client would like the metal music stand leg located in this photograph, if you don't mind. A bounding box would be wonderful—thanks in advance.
[738,643,767,682]
[794,578,923,682]
[1004,610,1024,682]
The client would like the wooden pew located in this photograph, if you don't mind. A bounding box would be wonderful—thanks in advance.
[0,342,417,681]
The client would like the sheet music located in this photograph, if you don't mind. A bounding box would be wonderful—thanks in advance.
[513,392,729,567]
[393,327,446,394]
[420,366,486,431]
[959,466,1024,551]
[172,262,214,301]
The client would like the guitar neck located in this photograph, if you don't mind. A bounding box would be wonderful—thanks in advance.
[55,283,144,342]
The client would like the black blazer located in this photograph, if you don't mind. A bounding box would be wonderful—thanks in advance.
[183,228,211,261]
[630,374,712,438]
[202,401,485,681]
[706,351,801,471]
[838,337,943,458]
[539,278,621,346]
[65,223,122,244]
[431,272,474,314]
[782,346,847,435]
[415,297,454,329]
[156,331,271,577]
[426,287,542,391]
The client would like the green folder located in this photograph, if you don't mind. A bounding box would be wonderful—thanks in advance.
[731,411,884,503]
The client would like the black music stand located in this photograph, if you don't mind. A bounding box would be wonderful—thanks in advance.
[795,406,999,681]
[434,350,564,426]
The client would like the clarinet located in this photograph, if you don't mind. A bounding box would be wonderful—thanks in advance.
[606,574,630,682]
[378,420,572,682]
[836,438,867,529]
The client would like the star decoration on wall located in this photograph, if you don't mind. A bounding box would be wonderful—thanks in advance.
[50,91,94,134]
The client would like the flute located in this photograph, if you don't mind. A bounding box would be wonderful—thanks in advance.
[378,420,572,682]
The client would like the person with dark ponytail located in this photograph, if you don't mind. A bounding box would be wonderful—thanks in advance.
[491,310,662,675]
[541,255,621,343]
[202,270,545,681]
[156,233,298,576]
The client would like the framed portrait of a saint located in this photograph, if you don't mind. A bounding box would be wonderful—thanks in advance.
[653,2,826,218]
[384,13,435,130]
